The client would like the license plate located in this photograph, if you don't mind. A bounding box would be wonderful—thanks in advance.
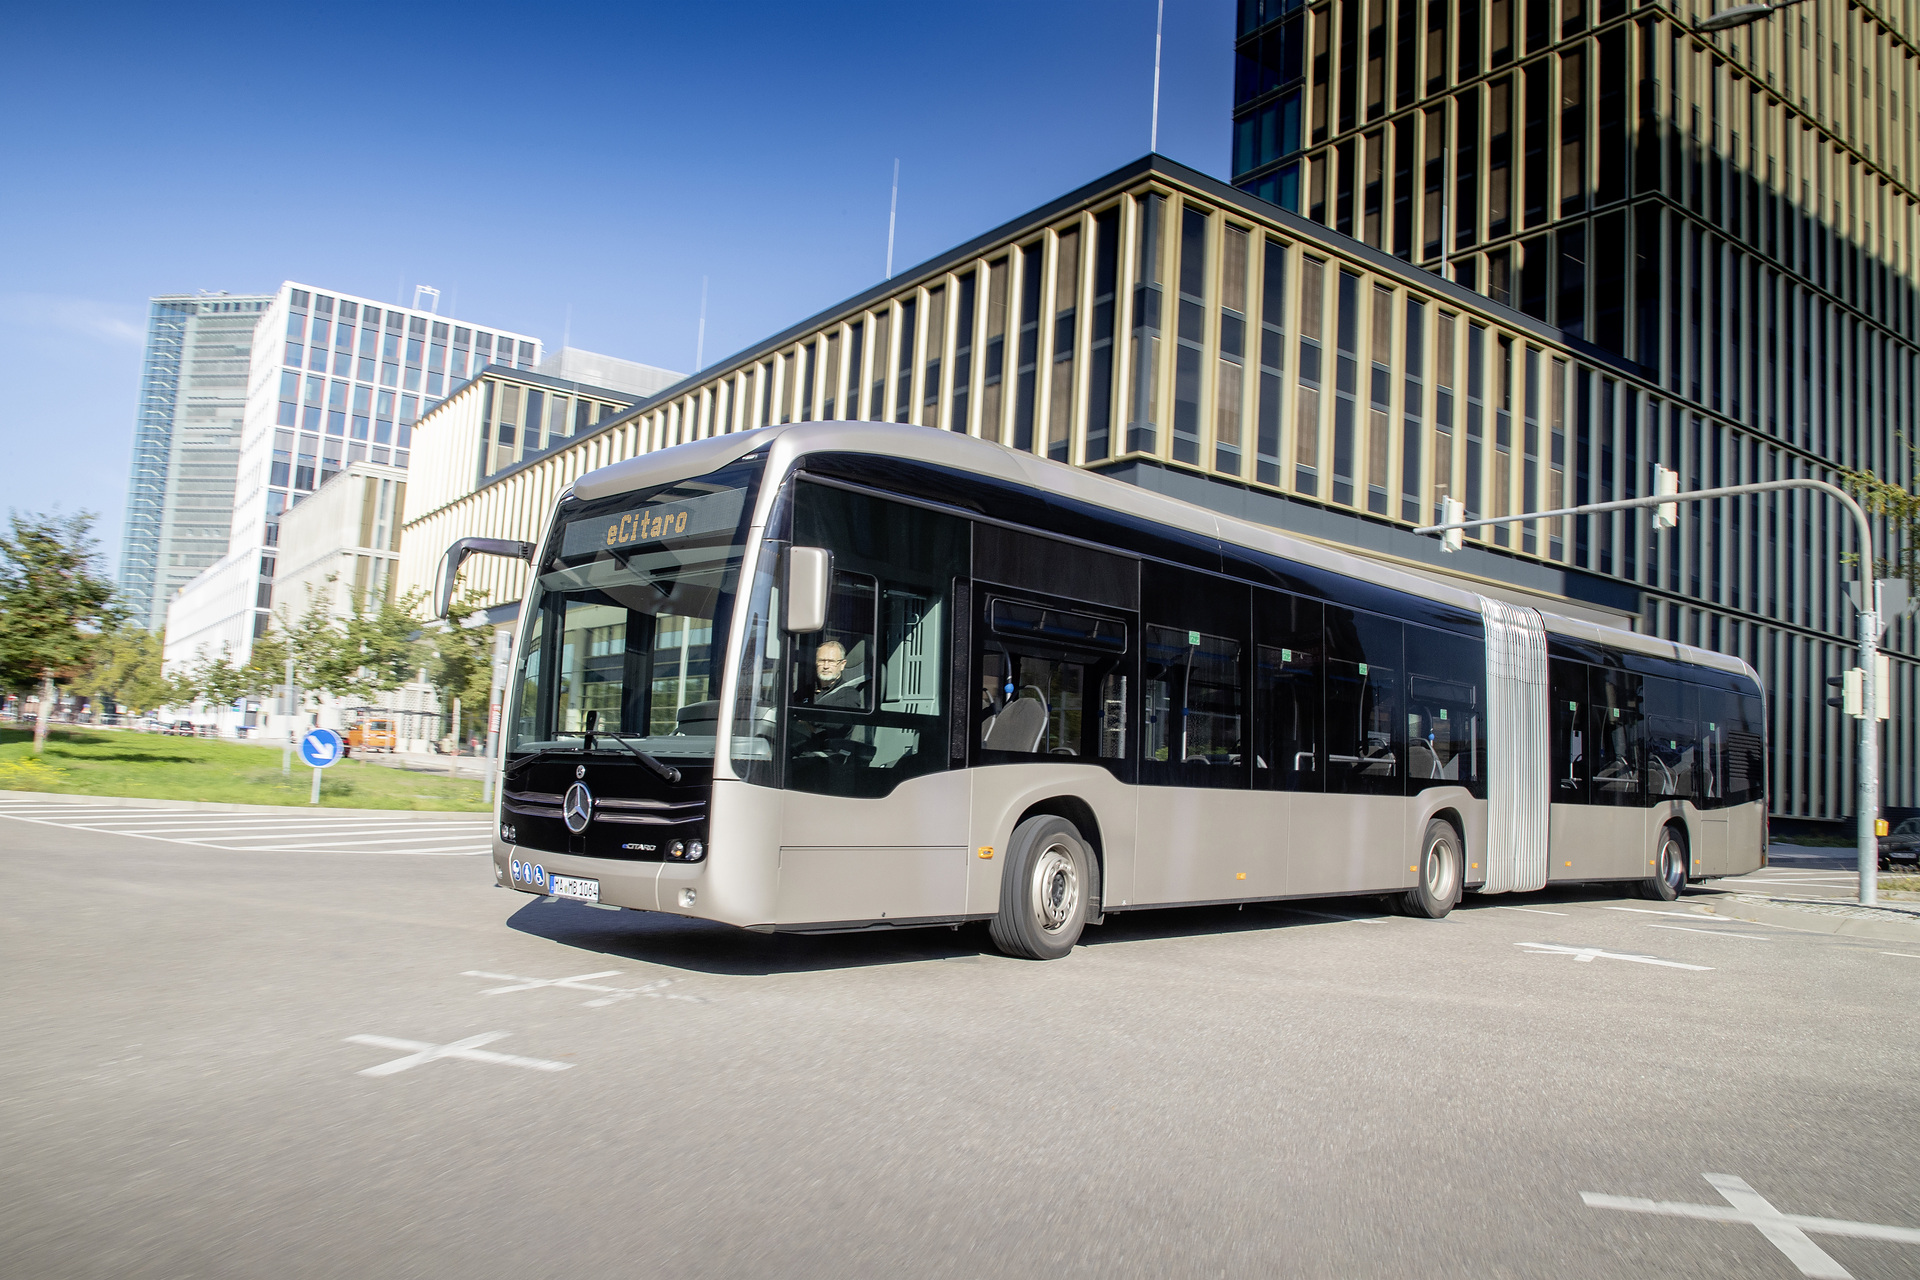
[548,874,600,903]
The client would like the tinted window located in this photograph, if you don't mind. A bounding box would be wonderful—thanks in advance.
[1724,692,1766,807]
[975,590,1130,773]
[786,483,967,798]
[1253,589,1323,792]
[1642,677,1696,802]
[1589,666,1644,806]
[1143,625,1247,788]
[1325,606,1402,794]
[1549,657,1589,803]
[1406,626,1484,795]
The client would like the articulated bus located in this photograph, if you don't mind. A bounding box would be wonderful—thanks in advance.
[451,421,1767,960]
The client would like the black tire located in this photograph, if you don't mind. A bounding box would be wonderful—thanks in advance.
[1400,817,1463,919]
[1639,824,1688,901]
[989,815,1093,960]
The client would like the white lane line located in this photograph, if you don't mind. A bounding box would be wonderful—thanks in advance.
[463,970,705,1007]
[234,844,488,856]
[1645,923,1770,940]
[1515,942,1712,970]
[345,1032,572,1076]
[1583,1171,1920,1277]
[1495,905,1571,916]
[203,833,495,850]
[1882,951,1920,959]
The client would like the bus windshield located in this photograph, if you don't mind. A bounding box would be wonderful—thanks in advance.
[508,457,763,760]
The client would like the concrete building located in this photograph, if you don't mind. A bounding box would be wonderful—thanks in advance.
[398,142,1919,825]
[117,292,274,631]
[163,282,540,672]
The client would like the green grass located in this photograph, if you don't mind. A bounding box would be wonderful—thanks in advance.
[0,727,488,810]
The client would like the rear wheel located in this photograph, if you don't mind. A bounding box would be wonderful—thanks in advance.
[1400,818,1463,919]
[1639,825,1688,901]
[989,815,1093,960]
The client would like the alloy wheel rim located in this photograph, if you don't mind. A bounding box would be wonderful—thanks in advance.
[1661,836,1686,893]
[1424,837,1453,900]
[1031,843,1080,934]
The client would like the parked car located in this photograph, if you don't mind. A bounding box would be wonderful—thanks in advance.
[1879,818,1920,870]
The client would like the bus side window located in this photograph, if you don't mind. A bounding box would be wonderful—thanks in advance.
[1405,626,1483,797]
[1548,657,1588,803]
[1641,676,1696,802]
[784,481,967,799]
[1142,625,1247,788]
[1587,666,1644,806]
[1726,689,1766,807]
[1253,589,1322,792]
[1324,606,1402,796]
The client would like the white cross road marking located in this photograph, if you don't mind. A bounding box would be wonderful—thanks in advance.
[1644,923,1770,940]
[1515,941,1713,970]
[1583,1172,1920,1278]
[462,970,707,1007]
[1882,951,1920,959]
[1604,906,1751,921]
[1494,905,1571,915]
[344,1032,572,1076]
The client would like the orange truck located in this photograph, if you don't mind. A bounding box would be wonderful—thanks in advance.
[346,718,397,753]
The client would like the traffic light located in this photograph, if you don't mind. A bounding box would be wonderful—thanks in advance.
[1826,668,1864,718]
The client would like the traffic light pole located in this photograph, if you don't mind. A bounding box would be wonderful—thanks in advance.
[1417,476,1883,906]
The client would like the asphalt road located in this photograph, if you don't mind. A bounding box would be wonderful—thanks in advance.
[4,815,1918,1279]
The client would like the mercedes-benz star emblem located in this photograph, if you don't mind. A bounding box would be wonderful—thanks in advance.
[562,782,593,834]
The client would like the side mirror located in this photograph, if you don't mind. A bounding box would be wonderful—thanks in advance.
[784,546,832,633]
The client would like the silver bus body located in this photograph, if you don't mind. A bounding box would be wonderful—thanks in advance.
[489,422,1765,940]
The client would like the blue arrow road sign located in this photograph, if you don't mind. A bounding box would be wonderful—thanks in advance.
[299,728,344,768]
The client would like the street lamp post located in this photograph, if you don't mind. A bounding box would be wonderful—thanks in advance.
[1416,476,1885,906]
[1695,0,1810,33]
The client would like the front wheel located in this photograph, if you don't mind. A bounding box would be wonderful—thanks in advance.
[1400,818,1463,918]
[989,815,1094,960]
[1639,825,1688,901]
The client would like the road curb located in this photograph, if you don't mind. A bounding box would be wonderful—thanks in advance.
[1696,893,1920,943]
[0,789,492,820]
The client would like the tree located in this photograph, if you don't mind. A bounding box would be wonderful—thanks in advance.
[338,587,428,702]
[0,512,116,754]
[73,621,169,718]
[427,588,496,745]
[1839,452,1920,597]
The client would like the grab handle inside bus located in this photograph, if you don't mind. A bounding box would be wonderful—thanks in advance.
[784,546,832,633]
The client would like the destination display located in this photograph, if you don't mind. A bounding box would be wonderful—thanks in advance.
[560,488,747,559]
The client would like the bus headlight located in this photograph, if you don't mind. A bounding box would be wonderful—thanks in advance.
[669,840,685,859]
[687,840,704,861]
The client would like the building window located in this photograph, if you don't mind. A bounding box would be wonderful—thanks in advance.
[1331,269,1360,506]
[982,258,1009,441]
[1012,248,1042,447]
[894,298,917,424]
[1173,207,1209,465]
[1216,225,1250,476]
[1048,232,1079,461]
[1127,195,1165,454]
[1401,297,1424,522]
[952,272,977,434]
[1296,257,1326,495]
[1367,283,1392,514]
[1257,236,1288,485]
[924,284,947,431]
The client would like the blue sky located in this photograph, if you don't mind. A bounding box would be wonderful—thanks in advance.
[0,1,1233,576]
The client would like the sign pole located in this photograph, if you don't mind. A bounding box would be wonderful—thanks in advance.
[480,629,510,805]
[311,765,322,805]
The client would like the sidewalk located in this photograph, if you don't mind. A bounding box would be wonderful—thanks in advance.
[1694,883,1920,943]
[352,749,490,780]
[0,788,493,819]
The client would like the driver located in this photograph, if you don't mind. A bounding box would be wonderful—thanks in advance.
[806,639,864,708]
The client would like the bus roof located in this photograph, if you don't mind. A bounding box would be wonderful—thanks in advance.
[570,421,1754,682]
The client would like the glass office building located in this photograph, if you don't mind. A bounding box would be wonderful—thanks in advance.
[1231,0,1919,822]
[164,282,539,672]
[117,293,274,631]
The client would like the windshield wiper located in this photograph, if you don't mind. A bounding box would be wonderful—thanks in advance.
[583,711,682,783]
[596,732,684,784]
